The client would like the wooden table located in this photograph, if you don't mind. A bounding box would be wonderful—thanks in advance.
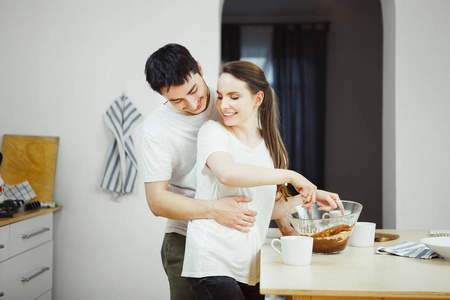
[260,229,450,299]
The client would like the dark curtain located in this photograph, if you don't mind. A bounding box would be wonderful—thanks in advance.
[221,24,241,62]
[273,23,328,189]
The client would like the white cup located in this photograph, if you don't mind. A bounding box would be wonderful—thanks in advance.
[349,222,376,247]
[271,236,313,265]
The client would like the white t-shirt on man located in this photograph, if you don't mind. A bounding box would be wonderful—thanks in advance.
[141,88,219,236]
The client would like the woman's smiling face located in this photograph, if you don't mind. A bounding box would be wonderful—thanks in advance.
[216,73,261,127]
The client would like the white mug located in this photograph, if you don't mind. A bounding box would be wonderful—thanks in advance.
[349,222,376,247]
[271,236,313,265]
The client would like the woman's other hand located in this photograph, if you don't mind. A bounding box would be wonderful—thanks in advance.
[315,190,345,215]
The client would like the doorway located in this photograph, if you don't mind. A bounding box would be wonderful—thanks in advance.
[221,0,383,225]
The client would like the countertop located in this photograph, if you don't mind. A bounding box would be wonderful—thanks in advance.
[261,229,450,299]
[0,206,61,227]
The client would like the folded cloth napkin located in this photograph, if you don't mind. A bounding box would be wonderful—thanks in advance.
[101,94,142,199]
[376,241,441,259]
[4,181,37,201]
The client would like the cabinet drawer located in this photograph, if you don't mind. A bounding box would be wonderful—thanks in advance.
[0,226,9,263]
[0,240,53,300]
[9,214,52,257]
[35,289,51,300]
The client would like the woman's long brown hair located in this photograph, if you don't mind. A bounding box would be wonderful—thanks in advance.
[220,61,290,201]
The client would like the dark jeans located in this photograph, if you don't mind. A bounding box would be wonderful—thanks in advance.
[188,276,264,300]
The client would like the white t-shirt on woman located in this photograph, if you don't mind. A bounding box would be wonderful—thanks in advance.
[182,120,277,285]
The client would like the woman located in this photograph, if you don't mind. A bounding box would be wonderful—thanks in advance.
[182,61,341,299]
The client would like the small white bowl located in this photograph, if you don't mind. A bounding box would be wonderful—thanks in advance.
[420,237,450,262]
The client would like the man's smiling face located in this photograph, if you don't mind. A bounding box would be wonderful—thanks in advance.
[161,72,209,116]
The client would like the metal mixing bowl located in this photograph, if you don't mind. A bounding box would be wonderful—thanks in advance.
[285,200,363,254]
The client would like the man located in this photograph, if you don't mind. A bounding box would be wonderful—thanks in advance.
[142,44,258,300]
[142,43,343,299]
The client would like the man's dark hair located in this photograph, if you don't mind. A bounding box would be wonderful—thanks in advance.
[144,43,200,94]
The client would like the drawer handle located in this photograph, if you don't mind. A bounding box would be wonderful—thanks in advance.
[22,227,50,239]
[0,292,4,297]
[0,244,4,249]
[21,267,50,282]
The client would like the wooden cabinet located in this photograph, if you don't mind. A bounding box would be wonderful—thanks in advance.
[0,213,54,300]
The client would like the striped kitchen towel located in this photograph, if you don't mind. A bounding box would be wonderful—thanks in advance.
[101,95,142,199]
[4,181,37,201]
[376,241,441,259]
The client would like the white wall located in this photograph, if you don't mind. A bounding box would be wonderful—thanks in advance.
[382,0,450,229]
[0,0,223,299]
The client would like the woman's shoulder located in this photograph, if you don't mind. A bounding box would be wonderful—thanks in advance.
[198,120,229,139]
[200,120,226,131]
